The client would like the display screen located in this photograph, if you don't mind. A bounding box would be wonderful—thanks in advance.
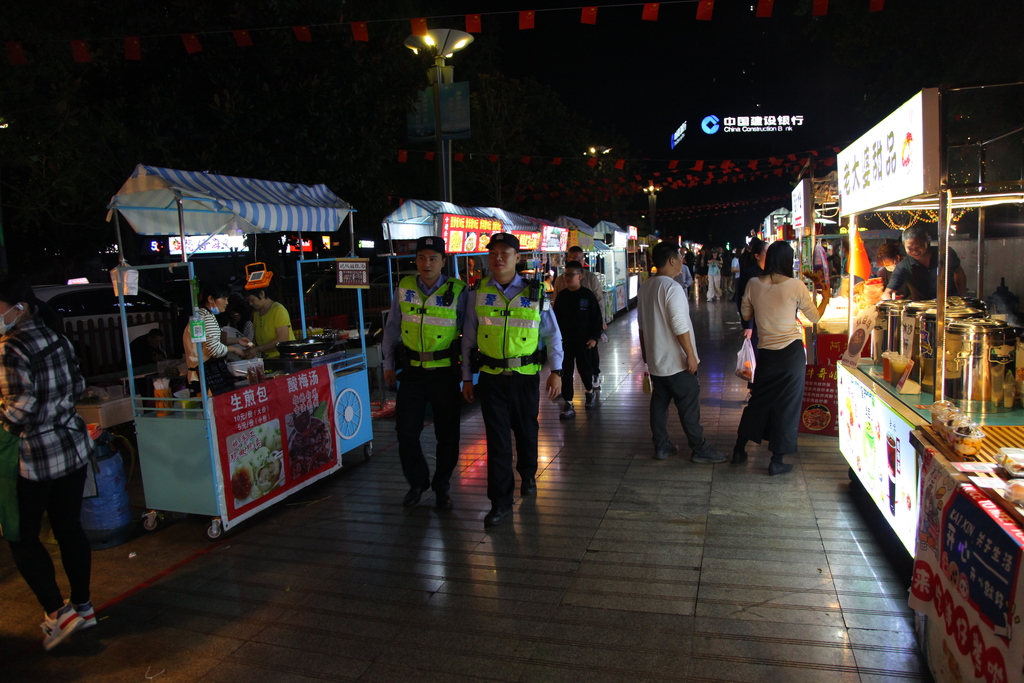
[838,365,920,554]
[169,234,247,255]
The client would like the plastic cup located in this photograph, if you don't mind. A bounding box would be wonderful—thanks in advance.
[889,355,910,386]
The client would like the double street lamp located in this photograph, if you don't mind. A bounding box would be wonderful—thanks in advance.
[644,184,660,236]
[404,29,474,204]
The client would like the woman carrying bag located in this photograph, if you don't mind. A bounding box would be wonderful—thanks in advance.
[0,275,96,650]
[733,242,829,475]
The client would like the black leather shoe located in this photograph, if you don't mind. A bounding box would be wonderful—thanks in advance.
[768,461,793,476]
[732,446,748,464]
[484,506,513,527]
[520,478,537,496]
[403,485,427,507]
[435,493,454,510]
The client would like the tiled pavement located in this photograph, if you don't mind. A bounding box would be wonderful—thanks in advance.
[0,294,930,681]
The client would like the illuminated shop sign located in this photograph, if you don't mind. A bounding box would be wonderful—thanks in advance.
[701,114,805,135]
[440,214,504,253]
[540,225,568,252]
[670,121,687,149]
[838,89,939,215]
[791,179,812,237]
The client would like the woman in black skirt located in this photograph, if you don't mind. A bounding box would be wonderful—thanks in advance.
[733,241,830,475]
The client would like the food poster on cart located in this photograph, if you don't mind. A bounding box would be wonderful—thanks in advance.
[838,366,920,553]
[214,366,339,524]
[799,365,839,437]
[332,367,372,455]
[910,447,1024,683]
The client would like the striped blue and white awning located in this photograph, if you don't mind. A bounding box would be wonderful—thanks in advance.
[554,215,594,235]
[108,165,351,235]
[382,199,490,240]
[593,220,626,235]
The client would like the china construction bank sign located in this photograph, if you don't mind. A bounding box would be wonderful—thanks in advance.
[700,113,805,135]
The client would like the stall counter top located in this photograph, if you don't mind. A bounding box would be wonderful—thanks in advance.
[845,361,1024,428]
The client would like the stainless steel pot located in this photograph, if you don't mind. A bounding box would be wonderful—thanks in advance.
[899,300,934,383]
[917,306,983,393]
[943,319,1016,413]
[874,300,911,363]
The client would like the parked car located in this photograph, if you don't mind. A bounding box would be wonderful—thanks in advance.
[35,283,181,377]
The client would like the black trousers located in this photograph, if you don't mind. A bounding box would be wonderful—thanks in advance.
[737,339,806,455]
[395,366,461,493]
[590,344,601,376]
[478,371,540,507]
[562,342,594,403]
[8,466,91,614]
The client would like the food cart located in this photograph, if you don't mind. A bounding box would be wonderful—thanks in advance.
[107,165,373,539]
[834,87,1024,681]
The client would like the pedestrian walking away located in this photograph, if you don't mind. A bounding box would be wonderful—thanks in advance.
[552,260,603,418]
[734,241,830,475]
[0,275,96,651]
[382,235,468,511]
[553,245,606,388]
[706,249,722,301]
[637,242,726,464]
[462,233,564,527]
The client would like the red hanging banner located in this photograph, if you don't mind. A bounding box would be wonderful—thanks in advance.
[424,151,435,161]
[411,18,428,37]
[756,0,775,17]
[397,150,408,163]
[519,10,535,30]
[466,14,482,33]
[181,34,203,54]
[667,160,678,169]
[614,159,625,170]
[690,160,704,171]
[520,156,532,165]
[696,0,715,21]
[232,30,253,47]
[813,0,828,16]
[351,22,369,42]
[292,26,312,42]
[125,37,142,61]
[586,158,598,167]
[70,40,91,63]
[581,7,598,25]
[6,41,27,66]
[869,0,885,10]
[642,3,660,21]
[454,153,465,162]
[551,158,562,165]
[488,154,499,163]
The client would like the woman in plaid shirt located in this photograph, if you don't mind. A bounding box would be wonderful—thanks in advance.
[0,276,95,650]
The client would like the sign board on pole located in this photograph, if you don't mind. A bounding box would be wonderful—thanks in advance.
[838,89,940,215]
[791,178,812,239]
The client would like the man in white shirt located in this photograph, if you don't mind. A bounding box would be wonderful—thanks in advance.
[637,242,726,463]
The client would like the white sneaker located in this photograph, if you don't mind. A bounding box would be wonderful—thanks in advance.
[559,402,576,420]
[592,374,601,389]
[74,601,97,630]
[41,603,84,651]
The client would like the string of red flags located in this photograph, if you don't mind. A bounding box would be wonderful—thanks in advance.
[393,144,841,197]
[4,1,886,65]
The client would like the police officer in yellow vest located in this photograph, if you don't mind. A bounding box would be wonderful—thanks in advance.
[462,233,564,527]
[383,236,468,510]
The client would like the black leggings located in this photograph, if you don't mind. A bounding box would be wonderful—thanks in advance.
[8,466,92,614]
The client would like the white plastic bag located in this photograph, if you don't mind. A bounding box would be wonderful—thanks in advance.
[735,339,756,382]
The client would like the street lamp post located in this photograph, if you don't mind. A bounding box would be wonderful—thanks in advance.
[643,184,660,236]
[404,29,473,204]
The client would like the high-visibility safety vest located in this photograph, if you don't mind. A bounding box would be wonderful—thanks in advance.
[397,275,465,368]
[474,276,542,375]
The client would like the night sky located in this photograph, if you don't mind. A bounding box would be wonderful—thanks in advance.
[418,0,1024,243]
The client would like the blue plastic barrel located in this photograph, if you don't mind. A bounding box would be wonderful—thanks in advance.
[80,433,133,549]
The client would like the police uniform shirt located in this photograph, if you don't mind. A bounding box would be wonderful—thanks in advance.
[460,273,564,382]
[382,274,468,373]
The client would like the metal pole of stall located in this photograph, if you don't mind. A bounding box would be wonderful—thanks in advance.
[175,193,187,264]
[935,88,950,402]
[976,207,986,297]
[349,212,356,258]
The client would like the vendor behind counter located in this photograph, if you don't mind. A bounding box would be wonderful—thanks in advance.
[883,225,967,300]
[245,285,294,359]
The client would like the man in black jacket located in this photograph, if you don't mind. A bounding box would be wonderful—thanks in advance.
[552,261,603,419]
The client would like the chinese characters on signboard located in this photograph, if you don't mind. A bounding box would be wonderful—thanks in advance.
[441,214,504,253]
[335,258,369,289]
[838,89,939,215]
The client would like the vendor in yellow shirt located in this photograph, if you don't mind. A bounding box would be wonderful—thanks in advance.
[244,287,294,358]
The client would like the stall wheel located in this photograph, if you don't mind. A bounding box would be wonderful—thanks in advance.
[206,518,223,540]
[142,510,160,532]
[363,442,373,461]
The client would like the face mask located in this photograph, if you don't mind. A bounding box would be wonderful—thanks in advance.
[0,305,22,335]
[209,306,220,315]
[884,264,896,272]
